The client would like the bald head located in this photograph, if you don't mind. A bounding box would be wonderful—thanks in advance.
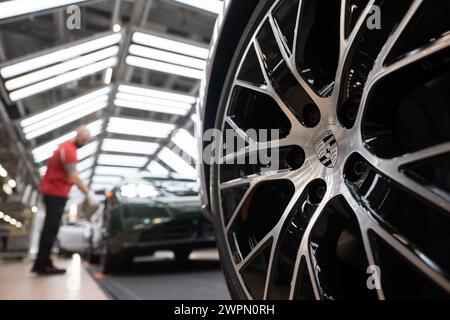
[75,126,92,147]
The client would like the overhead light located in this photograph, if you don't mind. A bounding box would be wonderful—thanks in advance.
[31,206,38,213]
[77,156,95,173]
[116,91,192,108]
[2,184,13,195]
[102,139,159,155]
[147,161,170,177]
[118,85,196,104]
[9,57,118,101]
[128,45,206,70]
[172,129,198,160]
[126,56,204,80]
[1,32,122,79]
[132,32,209,59]
[79,169,92,181]
[0,212,3,219]
[20,87,109,128]
[97,154,149,168]
[0,0,89,21]
[23,95,109,140]
[3,215,11,222]
[0,165,7,177]
[95,166,139,177]
[107,117,175,139]
[113,24,122,33]
[158,147,197,179]
[77,141,99,160]
[10,218,17,225]
[16,222,23,228]
[92,176,122,185]
[173,0,223,14]
[31,119,103,163]
[5,46,119,91]
[104,67,113,84]
[7,179,16,188]
[114,99,190,116]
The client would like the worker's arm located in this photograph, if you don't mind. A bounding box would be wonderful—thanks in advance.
[66,166,90,195]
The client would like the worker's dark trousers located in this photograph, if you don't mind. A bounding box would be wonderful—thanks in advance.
[33,195,67,270]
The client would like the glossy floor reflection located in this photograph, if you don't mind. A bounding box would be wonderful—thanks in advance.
[89,249,230,300]
[0,254,108,300]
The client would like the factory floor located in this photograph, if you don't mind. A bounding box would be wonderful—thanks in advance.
[0,249,229,300]
[0,254,107,300]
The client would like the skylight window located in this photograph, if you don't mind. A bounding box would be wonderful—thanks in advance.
[158,148,197,179]
[107,117,175,139]
[146,161,170,177]
[171,129,198,160]
[0,33,121,101]
[102,139,159,155]
[97,154,149,168]
[31,119,103,163]
[20,87,110,140]
[126,32,208,80]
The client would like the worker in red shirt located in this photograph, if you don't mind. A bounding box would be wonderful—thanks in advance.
[32,126,94,275]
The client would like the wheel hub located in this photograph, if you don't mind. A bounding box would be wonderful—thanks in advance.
[313,128,339,169]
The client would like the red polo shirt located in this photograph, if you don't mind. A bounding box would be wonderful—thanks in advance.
[40,140,78,198]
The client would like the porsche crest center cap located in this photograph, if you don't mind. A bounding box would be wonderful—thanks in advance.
[314,130,338,168]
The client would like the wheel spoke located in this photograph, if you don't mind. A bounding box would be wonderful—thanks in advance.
[253,39,316,130]
[263,179,328,299]
[372,34,450,85]
[289,190,334,300]
[370,224,450,295]
[340,186,386,299]
[358,147,450,212]
[377,0,424,67]
[395,142,450,167]
[220,170,293,190]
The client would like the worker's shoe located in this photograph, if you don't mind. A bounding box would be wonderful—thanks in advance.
[31,265,66,275]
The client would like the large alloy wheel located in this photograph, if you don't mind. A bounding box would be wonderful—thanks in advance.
[211,0,450,300]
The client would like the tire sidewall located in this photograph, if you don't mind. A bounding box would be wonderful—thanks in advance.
[210,0,276,300]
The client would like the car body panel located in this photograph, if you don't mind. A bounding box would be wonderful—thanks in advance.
[102,177,215,257]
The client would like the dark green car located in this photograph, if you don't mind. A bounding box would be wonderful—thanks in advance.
[99,177,215,274]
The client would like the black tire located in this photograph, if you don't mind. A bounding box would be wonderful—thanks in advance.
[86,246,100,264]
[100,250,119,274]
[174,249,192,262]
[100,241,130,274]
[209,0,450,300]
[211,0,275,300]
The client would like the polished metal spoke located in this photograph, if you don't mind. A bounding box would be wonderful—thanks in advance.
[340,186,386,300]
[394,142,450,167]
[377,0,424,67]
[289,188,335,300]
[358,147,450,212]
[219,170,294,190]
[252,39,309,131]
[365,0,428,91]
[370,221,450,294]
[335,0,377,99]
[372,33,450,86]
[271,3,328,112]
[220,135,301,165]
[224,116,254,145]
